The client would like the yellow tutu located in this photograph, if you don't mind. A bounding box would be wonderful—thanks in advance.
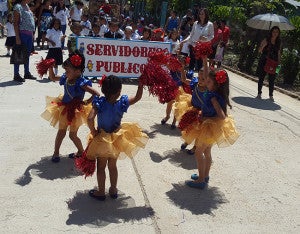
[173,86,192,121]
[41,95,92,131]
[182,115,239,148]
[86,122,148,160]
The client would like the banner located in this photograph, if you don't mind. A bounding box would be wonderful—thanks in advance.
[76,37,171,78]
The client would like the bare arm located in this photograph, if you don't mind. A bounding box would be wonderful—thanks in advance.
[81,85,101,104]
[48,67,61,81]
[87,107,98,137]
[211,97,226,119]
[258,38,267,53]
[128,81,143,105]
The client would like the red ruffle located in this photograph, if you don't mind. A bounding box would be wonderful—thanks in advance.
[193,41,213,60]
[36,58,56,78]
[61,98,84,124]
[75,146,96,178]
[178,109,200,130]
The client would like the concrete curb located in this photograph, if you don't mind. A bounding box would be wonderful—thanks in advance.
[222,65,300,100]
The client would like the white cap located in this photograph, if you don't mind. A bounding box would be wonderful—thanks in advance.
[140,17,144,21]
[105,0,109,3]
[125,26,133,31]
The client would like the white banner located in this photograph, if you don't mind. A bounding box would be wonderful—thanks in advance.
[76,37,171,78]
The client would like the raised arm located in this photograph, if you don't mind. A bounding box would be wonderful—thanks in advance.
[128,81,143,105]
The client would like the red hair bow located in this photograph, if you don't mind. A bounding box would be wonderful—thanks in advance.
[98,74,107,86]
[70,54,82,67]
[215,70,227,84]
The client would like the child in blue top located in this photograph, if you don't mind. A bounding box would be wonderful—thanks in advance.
[77,75,148,201]
[41,50,100,163]
[181,56,239,189]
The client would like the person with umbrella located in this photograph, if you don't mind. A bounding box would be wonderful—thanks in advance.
[256,26,282,101]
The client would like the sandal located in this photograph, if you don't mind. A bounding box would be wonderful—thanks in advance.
[181,143,188,150]
[191,174,209,183]
[187,149,195,155]
[161,117,169,125]
[109,187,118,199]
[89,189,106,201]
[186,180,206,189]
[51,155,60,163]
[68,152,81,159]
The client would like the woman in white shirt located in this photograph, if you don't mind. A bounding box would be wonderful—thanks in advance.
[180,8,214,71]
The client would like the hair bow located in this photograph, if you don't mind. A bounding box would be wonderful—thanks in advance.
[70,54,82,67]
[98,74,107,86]
[215,70,227,84]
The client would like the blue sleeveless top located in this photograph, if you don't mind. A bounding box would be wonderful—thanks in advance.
[190,77,225,117]
[59,74,92,103]
[93,95,129,133]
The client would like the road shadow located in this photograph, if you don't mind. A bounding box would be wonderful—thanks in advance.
[146,123,181,138]
[0,80,23,87]
[35,78,52,83]
[232,96,281,110]
[166,183,228,215]
[15,156,82,186]
[150,149,196,170]
[66,190,154,226]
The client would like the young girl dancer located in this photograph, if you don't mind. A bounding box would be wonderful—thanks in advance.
[178,65,207,155]
[45,18,65,75]
[161,55,192,129]
[41,50,100,163]
[181,56,239,189]
[78,75,148,200]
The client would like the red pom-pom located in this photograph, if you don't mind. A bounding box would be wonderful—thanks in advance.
[178,109,200,130]
[193,41,213,59]
[148,51,169,65]
[166,54,182,72]
[36,58,55,78]
[140,60,179,103]
[75,145,96,178]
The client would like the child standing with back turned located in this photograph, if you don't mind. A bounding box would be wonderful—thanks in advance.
[76,75,148,201]
[41,50,100,163]
[181,56,239,189]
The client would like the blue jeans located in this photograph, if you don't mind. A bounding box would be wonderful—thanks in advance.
[14,32,33,75]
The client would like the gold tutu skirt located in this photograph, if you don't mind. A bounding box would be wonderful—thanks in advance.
[86,122,149,160]
[181,115,239,148]
[41,95,92,131]
[173,86,192,121]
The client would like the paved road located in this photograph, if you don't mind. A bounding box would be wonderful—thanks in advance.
[0,38,299,233]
